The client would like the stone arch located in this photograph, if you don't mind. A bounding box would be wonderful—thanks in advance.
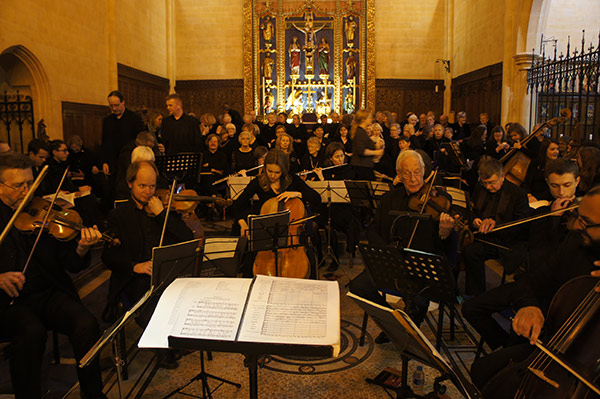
[0,45,52,147]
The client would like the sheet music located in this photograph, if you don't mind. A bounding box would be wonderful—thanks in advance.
[202,237,239,261]
[237,275,340,350]
[139,278,252,348]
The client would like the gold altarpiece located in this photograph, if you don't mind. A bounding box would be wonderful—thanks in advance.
[243,0,374,117]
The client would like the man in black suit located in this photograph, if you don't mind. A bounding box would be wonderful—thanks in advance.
[0,152,105,399]
[463,157,532,296]
[102,161,193,368]
[101,90,145,177]
[161,94,202,155]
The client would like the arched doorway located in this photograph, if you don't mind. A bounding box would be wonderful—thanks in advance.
[0,45,51,153]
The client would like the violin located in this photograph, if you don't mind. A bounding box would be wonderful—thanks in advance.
[481,276,600,399]
[13,197,117,244]
[154,188,233,214]
[252,197,310,279]
[408,186,471,234]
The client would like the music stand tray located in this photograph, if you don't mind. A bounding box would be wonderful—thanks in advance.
[200,236,247,277]
[228,176,257,200]
[344,180,374,208]
[348,292,481,399]
[247,210,290,252]
[155,152,202,183]
[358,245,456,304]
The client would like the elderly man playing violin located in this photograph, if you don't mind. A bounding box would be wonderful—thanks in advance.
[349,150,456,339]
[0,152,106,399]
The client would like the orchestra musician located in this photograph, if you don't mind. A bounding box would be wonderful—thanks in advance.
[102,160,193,369]
[468,186,600,393]
[230,149,321,275]
[349,150,456,329]
[312,142,358,272]
[462,158,580,352]
[0,152,106,399]
[463,157,532,296]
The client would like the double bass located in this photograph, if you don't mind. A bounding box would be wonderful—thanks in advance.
[252,197,310,279]
[502,108,571,186]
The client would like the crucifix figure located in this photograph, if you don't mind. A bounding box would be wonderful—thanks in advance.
[292,11,325,75]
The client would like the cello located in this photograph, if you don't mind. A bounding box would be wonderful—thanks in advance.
[481,276,600,399]
[502,109,571,186]
[252,197,310,279]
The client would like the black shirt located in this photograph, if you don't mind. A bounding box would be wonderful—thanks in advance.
[162,113,203,155]
[350,127,376,168]
[101,108,145,167]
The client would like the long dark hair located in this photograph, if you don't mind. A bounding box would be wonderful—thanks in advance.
[537,138,558,170]
[578,146,600,192]
[257,149,292,192]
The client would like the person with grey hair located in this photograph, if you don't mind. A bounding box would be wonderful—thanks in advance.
[451,111,470,141]
[462,157,532,296]
[349,150,455,336]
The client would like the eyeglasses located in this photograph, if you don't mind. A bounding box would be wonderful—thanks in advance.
[401,170,423,180]
[573,212,600,230]
[0,180,34,192]
[479,176,502,188]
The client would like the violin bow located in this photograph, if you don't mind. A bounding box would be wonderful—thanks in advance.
[0,165,48,247]
[406,167,439,249]
[158,179,179,248]
[21,166,71,274]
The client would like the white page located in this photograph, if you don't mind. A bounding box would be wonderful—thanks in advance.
[202,237,239,261]
[139,277,252,348]
[237,275,340,352]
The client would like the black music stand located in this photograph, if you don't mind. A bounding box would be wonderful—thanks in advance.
[348,292,481,399]
[200,236,247,277]
[247,210,291,276]
[307,180,350,276]
[79,239,201,399]
[155,152,202,184]
[357,244,456,350]
[344,180,375,208]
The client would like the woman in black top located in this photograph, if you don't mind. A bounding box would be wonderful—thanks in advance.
[288,114,308,158]
[300,137,327,178]
[524,139,560,201]
[231,149,321,237]
[200,134,228,195]
[485,125,510,159]
[333,124,352,157]
[313,142,358,271]
[231,131,255,172]
[350,109,384,180]
[274,133,300,174]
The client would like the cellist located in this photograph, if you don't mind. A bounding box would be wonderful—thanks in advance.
[0,152,106,399]
[468,186,600,394]
[230,149,321,276]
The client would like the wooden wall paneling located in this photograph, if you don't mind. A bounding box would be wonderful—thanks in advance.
[375,79,445,120]
[451,62,502,126]
[175,80,244,118]
[117,63,170,115]
[62,101,108,153]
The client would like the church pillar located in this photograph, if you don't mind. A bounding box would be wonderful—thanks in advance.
[166,0,176,94]
[443,0,453,115]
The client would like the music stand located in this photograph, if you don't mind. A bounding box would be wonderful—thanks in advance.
[79,239,201,399]
[228,176,256,200]
[306,180,350,276]
[357,244,456,350]
[200,236,247,277]
[247,210,291,276]
[348,292,481,399]
[344,180,375,208]
[155,152,202,184]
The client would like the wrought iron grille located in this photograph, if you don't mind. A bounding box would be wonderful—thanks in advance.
[527,30,600,143]
[0,90,35,153]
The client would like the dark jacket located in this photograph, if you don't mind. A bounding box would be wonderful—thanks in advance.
[101,108,145,168]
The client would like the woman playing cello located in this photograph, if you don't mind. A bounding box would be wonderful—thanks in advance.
[230,149,321,276]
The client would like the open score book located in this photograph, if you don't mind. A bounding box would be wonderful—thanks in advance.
[139,275,341,356]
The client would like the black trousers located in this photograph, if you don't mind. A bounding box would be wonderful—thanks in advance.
[1,289,104,399]
[461,282,524,350]
[471,343,534,393]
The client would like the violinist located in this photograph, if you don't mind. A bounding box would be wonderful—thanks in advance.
[463,157,532,296]
[313,142,358,272]
[349,150,455,329]
[468,186,600,393]
[230,149,321,274]
[26,138,50,179]
[102,161,193,369]
[0,152,106,399]
[462,159,580,353]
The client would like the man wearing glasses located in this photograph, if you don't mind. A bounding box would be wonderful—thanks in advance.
[468,185,600,394]
[463,157,532,296]
[0,152,106,398]
[349,150,455,333]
